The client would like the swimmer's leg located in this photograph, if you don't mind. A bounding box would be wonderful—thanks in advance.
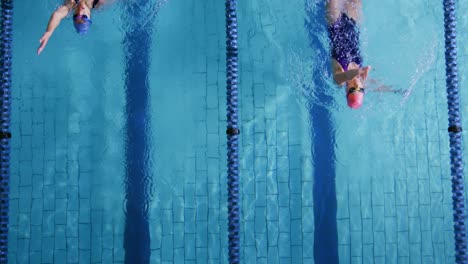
[326,0,345,25]
[344,0,362,23]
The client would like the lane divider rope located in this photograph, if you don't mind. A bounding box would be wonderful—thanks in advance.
[0,0,13,262]
[225,0,240,263]
[442,0,467,263]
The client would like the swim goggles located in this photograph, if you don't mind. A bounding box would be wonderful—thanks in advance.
[347,87,365,96]
[73,14,90,22]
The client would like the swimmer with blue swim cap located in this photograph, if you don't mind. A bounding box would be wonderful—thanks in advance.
[37,0,103,55]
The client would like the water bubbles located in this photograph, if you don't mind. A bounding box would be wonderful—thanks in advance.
[118,0,168,32]
[285,47,338,110]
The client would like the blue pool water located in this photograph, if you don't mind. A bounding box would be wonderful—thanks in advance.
[6,0,468,263]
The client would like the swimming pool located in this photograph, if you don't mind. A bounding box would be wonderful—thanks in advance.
[5,0,468,263]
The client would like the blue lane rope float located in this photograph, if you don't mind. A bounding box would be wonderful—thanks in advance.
[225,0,240,263]
[442,0,467,263]
[0,0,12,262]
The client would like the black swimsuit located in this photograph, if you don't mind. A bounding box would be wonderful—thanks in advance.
[75,0,100,8]
[328,13,363,71]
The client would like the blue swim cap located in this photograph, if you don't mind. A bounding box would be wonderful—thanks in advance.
[73,17,92,35]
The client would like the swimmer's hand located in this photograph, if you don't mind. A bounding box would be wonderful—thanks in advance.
[333,65,371,85]
[359,66,371,80]
[37,32,52,55]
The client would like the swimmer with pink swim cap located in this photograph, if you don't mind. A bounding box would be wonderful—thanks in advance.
[326,0,371,109]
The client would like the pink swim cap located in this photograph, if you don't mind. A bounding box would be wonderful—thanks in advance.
[347,92,364,109]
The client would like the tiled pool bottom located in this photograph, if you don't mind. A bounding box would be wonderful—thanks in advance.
[335,173,453,263]
[333,75,458,263]
[7,0,468,263]
[8,113,126,264]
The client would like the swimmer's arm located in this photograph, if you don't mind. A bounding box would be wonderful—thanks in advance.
[374,85,408,94]
[331,60,346,85]
[333,70,359,86]
[333,66,371,86]
[330,60,368,86]
[367,79,407,94]
[37,4,71,55]
[44,5,71,34]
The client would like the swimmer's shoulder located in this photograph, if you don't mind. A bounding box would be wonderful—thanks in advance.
[54,0,73,15]
[62,0,74,6]
[61,0,75,11]
[331,59,344,74]
[94,0,113,9]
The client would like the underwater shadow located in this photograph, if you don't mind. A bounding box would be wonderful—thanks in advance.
[304,1,339,263]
